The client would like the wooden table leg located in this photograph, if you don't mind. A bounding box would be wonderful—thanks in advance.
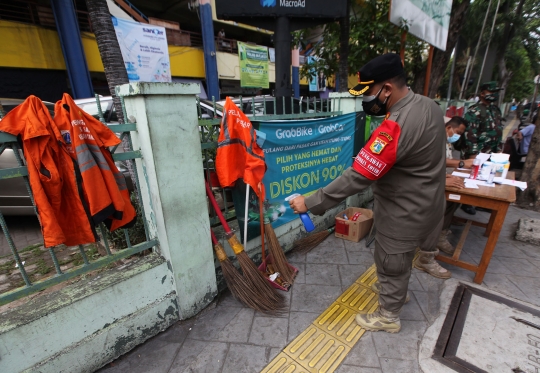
[485,203,500,237]
[474,202,509,284]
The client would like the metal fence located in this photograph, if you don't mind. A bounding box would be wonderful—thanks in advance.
[0,96,158,306]
[197,95,342,226]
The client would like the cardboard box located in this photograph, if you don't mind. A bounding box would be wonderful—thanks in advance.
[335,208,373,242]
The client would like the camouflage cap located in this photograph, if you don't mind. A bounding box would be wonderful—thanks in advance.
[479,81,503,92]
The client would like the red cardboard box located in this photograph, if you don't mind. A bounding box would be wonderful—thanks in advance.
[335,207,373,242]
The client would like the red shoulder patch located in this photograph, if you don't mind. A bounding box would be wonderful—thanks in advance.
[353,119,401,180]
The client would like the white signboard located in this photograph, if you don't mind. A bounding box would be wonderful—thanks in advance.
[390,0,452,51]
[112,16,172,83]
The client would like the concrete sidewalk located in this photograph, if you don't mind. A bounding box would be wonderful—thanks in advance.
[97,205,540,373]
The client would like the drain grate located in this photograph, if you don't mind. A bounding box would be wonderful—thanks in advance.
[433,284,540,373]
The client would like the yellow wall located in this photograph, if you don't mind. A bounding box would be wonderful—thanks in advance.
[0,20,205,78]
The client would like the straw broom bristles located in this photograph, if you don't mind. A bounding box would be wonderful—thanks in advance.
[291,227,335,254]
[226,233,286,310]
[211,231,283,314]
[264,215,295,284]
[205,182,286,312]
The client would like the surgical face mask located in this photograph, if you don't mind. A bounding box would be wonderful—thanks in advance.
[484,92,498,102]
[447,133,460,143]
[362,86,389,116]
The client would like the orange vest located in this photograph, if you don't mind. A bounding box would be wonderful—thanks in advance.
[216,97,266,198]
[0,96,97,247]
[54,94,136,231]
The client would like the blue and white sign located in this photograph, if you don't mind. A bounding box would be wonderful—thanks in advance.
[258,113,357,228]
[112,16,172,83]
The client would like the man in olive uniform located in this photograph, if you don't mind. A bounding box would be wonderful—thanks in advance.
[460,81,503,215]
[289,54,446,333]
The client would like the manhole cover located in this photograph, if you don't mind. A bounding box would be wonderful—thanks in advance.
[433,284,540,373]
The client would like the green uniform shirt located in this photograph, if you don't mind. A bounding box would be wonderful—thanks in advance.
[462,102,503,158]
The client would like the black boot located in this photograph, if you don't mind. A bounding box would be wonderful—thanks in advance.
[461,205,476,215]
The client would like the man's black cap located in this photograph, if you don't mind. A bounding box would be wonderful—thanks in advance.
[479,81,503,92]
[349,53,404,96]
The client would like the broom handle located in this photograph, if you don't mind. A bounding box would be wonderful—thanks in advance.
[205,181,233,234]
[259,184,266,262]
[244,184,250,247]
[210,229,218,245]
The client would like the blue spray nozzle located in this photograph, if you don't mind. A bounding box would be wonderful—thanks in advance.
[285,194,315,232]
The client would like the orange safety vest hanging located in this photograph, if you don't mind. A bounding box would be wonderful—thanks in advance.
[54,94,137,231]
[216,97,266,198]
[0,96,98,247]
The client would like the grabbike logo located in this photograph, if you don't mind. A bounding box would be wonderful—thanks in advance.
[275,123,344,139]
[260,0,306,8]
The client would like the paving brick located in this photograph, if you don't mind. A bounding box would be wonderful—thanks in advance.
[399,292,427,322]
[248,316,288,347]
[186,306,242,341]
[341,333,381,368]
[221,344,267,373]
[481,273,529,303]
[345,250,374,266]
[305,263,341,286]
[306,239,349,264]
[337,365,382,373]
[168,340,228,373]
[287,311,318,342]
[379,358,420,373]
[372,320,427,361]
[215,308,254,343]
[289,283,343,314]
[338,264,370,290]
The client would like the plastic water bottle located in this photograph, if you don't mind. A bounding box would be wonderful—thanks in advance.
[285,193,315,232]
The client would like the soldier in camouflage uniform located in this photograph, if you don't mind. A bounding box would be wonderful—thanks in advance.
[460,82,503,215]
[463,81,504,157]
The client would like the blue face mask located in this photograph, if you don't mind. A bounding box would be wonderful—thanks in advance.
[447,133,460,143]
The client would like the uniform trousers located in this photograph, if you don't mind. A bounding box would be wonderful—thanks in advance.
[443,202,461,231]
[374,218,442,314]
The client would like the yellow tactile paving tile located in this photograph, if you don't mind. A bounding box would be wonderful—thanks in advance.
[338,282,379,314]
[260,264,380,373]
[284,325,351,373]
[355,264,378,288]
[261,352,310,373]
[313,302,367,347]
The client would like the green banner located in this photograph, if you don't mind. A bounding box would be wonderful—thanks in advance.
[238,42,269,89]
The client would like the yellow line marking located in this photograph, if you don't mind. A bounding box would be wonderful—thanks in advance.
[359,293,376,310]
[309,340,334,367]
[266,357,287,373]
[328,309,348,331]
[336,314,355,336]
[290,327,316,354]
[319,305,339,325]
[320,346,346,373]
[261,264,380,373]
[341,284,359,302]
[300,334,325,360]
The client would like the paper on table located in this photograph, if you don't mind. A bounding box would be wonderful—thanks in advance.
[465,179,495,187]
[493,177,528,190]
[452,171,471,178]
[457,168,471,171]
[464,180,479,189]
[476,153,491,163]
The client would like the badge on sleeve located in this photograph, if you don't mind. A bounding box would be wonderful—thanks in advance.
[352,119,401,180]
[370,138,387,154]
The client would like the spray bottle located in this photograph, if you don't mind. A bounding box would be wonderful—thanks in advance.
[285,193,315,232]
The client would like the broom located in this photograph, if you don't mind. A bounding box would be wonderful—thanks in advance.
[210,229,280,313]
[291,227,336,254]
[205,182,286,311]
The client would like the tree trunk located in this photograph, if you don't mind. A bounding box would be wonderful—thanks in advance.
[85,0,137,191]
[85,0,129,123]
[412,0,470,97]
[517,121,540,210]
[495,0,526,105]
[338,0,351,92]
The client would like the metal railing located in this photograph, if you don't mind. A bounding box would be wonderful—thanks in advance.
[197,95,342,225]
[0,96,158,306]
